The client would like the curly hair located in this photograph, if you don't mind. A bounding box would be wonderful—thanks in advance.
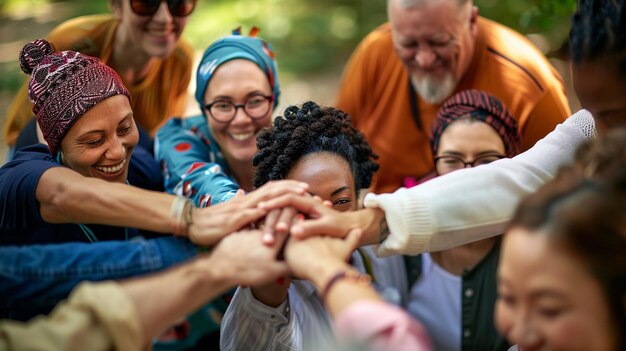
[253,101,379,190]
[569,0,626,66]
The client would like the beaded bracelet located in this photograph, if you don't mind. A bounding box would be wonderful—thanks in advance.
[321,269,372,304]
[170,196,194,236]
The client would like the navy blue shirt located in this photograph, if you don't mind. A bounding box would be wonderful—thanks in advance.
[0,144,164,245]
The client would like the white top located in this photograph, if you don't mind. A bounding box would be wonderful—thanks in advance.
[408,253,461,351]
[365,109,596,256]
[220,246,407,351]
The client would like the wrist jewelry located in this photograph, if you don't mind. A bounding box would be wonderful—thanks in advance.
[170,196,194,236]
[321,269,372,304]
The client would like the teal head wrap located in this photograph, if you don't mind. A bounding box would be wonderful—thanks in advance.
[195,28,280,115]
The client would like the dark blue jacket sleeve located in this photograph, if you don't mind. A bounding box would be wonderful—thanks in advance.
[0,145,60,233]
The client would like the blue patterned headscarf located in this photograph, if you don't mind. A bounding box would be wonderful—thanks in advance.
[195,27,280,114]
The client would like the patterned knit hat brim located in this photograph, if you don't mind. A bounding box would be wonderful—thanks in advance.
[19,39,130,155]
[431,89,521,158]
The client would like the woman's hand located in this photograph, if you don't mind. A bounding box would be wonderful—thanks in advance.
[208,229,289,287]
[259,194,330,245]
[261,206,298,244]
[259,194,386,245]
[187,180,308,246]
[259,194,357,238]
[284,229,362,282]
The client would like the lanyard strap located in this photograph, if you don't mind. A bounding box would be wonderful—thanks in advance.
[78,223,129,243]
[408,78,422,130]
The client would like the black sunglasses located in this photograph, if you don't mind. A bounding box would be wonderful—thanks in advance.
[129,0,197,17]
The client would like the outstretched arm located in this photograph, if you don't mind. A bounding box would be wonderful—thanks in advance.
[0,230,288,351]
[284,230,431,351]
[33,163,307,245]
[367,109,595,255]
[0,237,198,318]
[260,110,596,255]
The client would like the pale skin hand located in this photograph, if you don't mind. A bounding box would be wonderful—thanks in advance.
[251,199,329,308]
[284,229,362,282]
[119,229,288,345]
[283,229,382,318]
[252,227,362,309]
[258,193,387,245]
[260,195,329,246]
[207,229,290,287]
[261,206,297,244]
[185,180,309,246]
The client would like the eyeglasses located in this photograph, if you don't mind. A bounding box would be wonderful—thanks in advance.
[434,154,506,173]
[129,0,196,17]
[205,94,273,123]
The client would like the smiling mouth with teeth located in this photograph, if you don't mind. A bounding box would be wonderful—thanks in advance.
[230,132,255,141]
[95,160,125,174]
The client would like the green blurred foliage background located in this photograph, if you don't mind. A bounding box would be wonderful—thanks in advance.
[0,0,576,94]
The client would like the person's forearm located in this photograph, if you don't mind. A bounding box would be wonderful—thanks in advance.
[367,110,596,256]
[306,260,381,319]
[348,207,386,246]
[119,254,232,340]
[0,237,197,319]
[37,167,174,233]
[0,282,144,351]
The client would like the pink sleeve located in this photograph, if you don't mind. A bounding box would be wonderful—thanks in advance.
[334,301,432,351]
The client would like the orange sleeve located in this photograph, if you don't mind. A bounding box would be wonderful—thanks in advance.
[47,22,77,51]
[520,83,571,150]
[3,80,33,146]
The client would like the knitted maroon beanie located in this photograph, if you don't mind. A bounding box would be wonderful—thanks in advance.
[431,89,521,158]
[18,39,130,154]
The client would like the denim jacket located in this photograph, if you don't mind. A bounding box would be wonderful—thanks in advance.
[0,237,198,321]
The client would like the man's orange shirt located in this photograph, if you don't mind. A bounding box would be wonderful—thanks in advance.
[4,14,194,146]
[336,18,571,194]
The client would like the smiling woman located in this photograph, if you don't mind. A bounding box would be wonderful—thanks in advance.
[155,28,280,206]
[220,101,408,351]
[59,95,138,183]
[496,130,626,351]
[3,0,196,154]
[0,38,305,245]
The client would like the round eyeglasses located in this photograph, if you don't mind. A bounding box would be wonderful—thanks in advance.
[130,0,197,17]
[204,95,273,123]
[434,154,506,174]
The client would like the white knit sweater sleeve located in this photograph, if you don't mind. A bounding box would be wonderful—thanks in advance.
[365,110,596,256]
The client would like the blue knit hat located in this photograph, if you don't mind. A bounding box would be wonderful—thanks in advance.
[195,27,280,114]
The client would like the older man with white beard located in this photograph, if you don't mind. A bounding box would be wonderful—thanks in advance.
[336,0,571,193]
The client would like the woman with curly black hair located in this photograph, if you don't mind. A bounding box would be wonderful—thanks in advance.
[220,101,410,350]
[253,100,379,207]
